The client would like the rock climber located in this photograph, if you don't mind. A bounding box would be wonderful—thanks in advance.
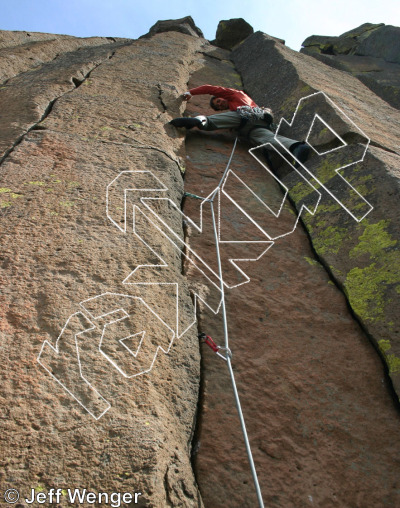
[169,84,310,167]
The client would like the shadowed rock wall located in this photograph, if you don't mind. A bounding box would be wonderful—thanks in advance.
[182,32,400,508]
[232,31,400,397]
[300,23,400,110]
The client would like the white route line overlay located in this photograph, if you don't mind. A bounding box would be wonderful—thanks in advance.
[138,193,273,290]
[82,293,175,379]
[37,293,175,420]
[273,90,373,222]
[37,90,374,419]
[225,144,322,241]
[37,311,110,420]
[125,205,227,335]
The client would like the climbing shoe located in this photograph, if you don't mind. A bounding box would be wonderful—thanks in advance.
[169,117,202,129]
[290,141,311,167]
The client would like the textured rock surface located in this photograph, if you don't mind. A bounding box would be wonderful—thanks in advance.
[0,29,207,506]
[301,23,384,57]
[354,25,400,63]
[213,18,254,50]
[301,23,400,109]
[232,31,400,397]
[142,16,204,39]
[0,30,128,85]
[1,18,400,508]
[181,34,400,507]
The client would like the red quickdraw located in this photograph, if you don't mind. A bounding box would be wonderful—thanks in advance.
[200,333,219,352]
[198,333,232,361]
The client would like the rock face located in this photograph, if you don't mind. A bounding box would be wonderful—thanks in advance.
[213,18,254,50]
[0,28,206,506]
[185,30,400,508]
[1,18,400,508]
[301,23,400,109]
[301,23,384,57]
[142,16,204,39]
[0,31,129,84]
[232,30,400,396]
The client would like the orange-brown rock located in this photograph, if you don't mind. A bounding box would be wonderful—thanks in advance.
[1,17,400,508]
[184,28,400,508]
[0,28,208,507]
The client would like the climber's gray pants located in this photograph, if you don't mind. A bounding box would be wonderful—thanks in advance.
[200,111,297,153]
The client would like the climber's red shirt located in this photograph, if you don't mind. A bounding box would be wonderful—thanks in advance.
[188,84,258,111]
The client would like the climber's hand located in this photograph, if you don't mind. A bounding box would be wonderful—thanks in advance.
[182,92,192,101]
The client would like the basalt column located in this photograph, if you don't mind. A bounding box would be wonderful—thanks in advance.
[183,36,400,508]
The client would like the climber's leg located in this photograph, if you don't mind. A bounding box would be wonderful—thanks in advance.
[249,128,310,167]
[249,127,296,153]
[170,111,242,131]
[169,117,204,129]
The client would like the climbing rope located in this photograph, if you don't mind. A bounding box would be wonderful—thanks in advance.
[183,191,207,200]
[197,137,265,508]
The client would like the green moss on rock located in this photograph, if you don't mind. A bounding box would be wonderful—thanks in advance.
[312,225,349,255]
[345,251,400,322]
[342,220,400,322]
[350,220,397,259]
[378,339,400,374]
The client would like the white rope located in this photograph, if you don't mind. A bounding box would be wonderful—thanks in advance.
[208,138,265,508]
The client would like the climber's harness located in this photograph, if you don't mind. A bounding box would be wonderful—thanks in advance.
[237,105,275,134]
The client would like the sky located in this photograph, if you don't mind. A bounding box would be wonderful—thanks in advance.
[1,0,399,51]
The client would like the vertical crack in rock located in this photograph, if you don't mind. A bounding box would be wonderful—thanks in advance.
[232,31,400,397]
[189,302,207,473]
[3,20,399,508]
[157,82,168,112]
[163,467,174,507]
[180,210,189,276]
[293,207,400,409]
[182,44,250,505]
